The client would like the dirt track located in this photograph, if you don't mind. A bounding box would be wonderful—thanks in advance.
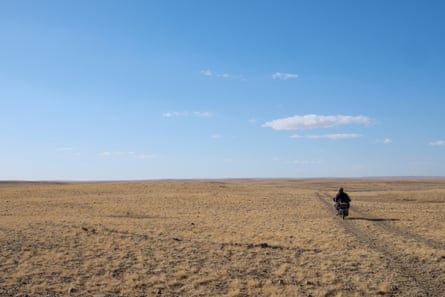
[317,192,444,297]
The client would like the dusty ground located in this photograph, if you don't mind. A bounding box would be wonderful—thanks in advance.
[0,179,444,297]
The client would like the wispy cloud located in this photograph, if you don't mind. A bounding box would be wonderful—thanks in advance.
[200,70,213,76]
[272,72,298,80]
[162,111,184,118]
[162,111,212,118]
[211,134,221,139]
[384,138,393,144]
[99,151,155,159]
[430,140,445,146]
[263,114,370,131]
[193,111,212,118]
[290,133,362,140]
[200,69,241,79]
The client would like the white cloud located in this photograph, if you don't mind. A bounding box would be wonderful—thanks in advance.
[211,134,221,139]
[384,138,393,144]
[290,133,362,140]
[200,69,241,79]
[200,70,213,76]
[263,114,370,130]
[272,72,298,80]
[162,111,184,118]
[162,111,212,118]
[430,140,445,146]
[193,111,212,118]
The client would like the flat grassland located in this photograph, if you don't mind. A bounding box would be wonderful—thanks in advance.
[1,179,444,297]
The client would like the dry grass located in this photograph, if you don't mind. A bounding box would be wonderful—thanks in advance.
[1,179,444,296]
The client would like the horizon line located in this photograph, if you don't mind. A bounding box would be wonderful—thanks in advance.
[2,176,445,184]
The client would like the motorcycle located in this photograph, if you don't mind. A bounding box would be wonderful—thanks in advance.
[338,202,349,220]
[333,197,350,219]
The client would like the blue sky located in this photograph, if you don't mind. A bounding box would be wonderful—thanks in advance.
[1,0,445,180]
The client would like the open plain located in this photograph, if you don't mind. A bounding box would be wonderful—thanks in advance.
[0,179,444,297]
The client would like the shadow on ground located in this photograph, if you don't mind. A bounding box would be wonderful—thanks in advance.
[348,217,400,222]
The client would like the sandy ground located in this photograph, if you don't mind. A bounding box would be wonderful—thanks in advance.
[0,179,444,297]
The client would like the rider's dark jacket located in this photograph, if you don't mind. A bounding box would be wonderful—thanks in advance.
[334,191,351,204]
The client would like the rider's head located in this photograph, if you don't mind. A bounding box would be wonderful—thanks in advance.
[339,187,344,193]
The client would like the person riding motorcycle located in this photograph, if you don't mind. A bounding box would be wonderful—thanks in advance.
[333,187,351,214]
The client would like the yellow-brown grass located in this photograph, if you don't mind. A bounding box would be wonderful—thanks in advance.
[1,179,444,296]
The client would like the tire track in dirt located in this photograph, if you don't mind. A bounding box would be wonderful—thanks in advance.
[315,192,442,249]
[345,202,443,251]
[316,192,444,297]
